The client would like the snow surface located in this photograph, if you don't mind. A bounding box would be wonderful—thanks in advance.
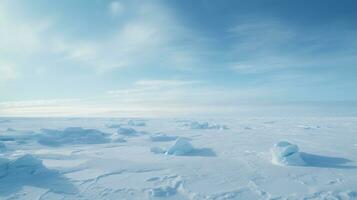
[0,117,357,199]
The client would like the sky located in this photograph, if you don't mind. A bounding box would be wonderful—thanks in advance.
[1,0,357,117]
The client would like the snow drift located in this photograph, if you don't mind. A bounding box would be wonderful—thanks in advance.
[271,141,305,166]
[38,127,110,146]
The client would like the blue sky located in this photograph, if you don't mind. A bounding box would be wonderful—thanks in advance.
[1,0,357,117]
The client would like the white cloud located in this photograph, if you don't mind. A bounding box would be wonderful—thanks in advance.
[52,2,207,72]
[0,0,210,77]
[228,17,357,75]
[0,64,18,81]
[109,1,123,16]
[0,4,53,56]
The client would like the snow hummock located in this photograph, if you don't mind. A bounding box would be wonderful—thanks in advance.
[166,138,194,156]
[0,154,77,195]
[0,154,51,177]
[38,127,110,146]
[188,121,228,130]
[271,141,305,166]
[117,126,139,136]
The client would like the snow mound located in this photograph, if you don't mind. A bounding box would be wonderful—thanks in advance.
[0,155,51,177]
[188,121,228,130]
[38,127,110,146]
[166,138,194,156]
[117,127,139,136]
[0,154,77,195]
[271,141,305,166]
[150,134,178,142]
[127,119,146,126]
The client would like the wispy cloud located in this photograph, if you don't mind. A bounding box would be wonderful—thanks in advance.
[109,1,124,16]
[0,64,18,81]
[51,2,209,72]
[228,17,357,75]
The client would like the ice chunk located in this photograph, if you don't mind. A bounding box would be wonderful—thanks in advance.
[117,127,138,136]
[271,141,305,166]
[38,127,110,146]
[166,138,194,156]
[128,119,146,126]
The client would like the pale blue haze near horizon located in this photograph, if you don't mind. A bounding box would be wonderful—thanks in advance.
[1,0,357,117]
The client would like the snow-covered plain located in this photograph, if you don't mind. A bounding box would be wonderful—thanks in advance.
[0,117,357,200]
